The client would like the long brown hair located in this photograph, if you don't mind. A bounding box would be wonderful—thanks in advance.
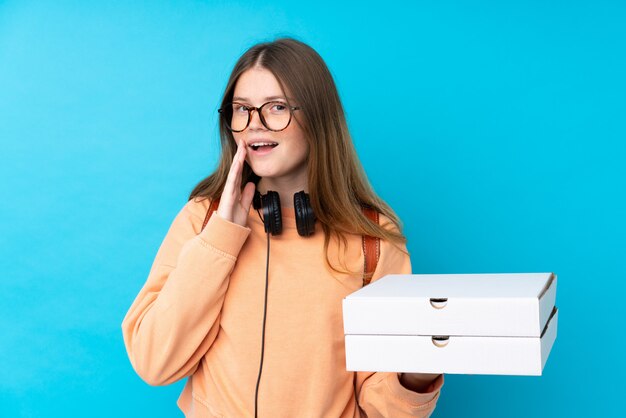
[189,37,407,278]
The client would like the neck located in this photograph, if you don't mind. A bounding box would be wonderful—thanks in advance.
[257,176,308,208]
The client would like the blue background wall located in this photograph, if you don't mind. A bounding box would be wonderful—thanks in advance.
[1,1,624,416]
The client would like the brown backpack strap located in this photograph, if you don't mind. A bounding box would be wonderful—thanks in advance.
[202,198,380,286]
[361,206,380,287]
[201,197,220,232]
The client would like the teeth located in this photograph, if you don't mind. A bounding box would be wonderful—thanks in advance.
[249,141,278,151]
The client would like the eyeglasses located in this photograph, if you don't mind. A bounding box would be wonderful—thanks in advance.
[218,101,301,132]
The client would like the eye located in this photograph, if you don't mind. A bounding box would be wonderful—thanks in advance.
[269,102,288,113]
[232,103,249,113]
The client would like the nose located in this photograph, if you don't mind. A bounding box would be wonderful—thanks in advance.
[248,108,266,131]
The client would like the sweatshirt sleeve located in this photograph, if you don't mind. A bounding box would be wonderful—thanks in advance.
[121,198,251,386]
[355,215,444,418]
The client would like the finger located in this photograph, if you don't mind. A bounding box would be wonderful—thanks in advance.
[233,141,245,170]
[224,166,238,199]
[237,139,247,165]
[218,154,239,221]
[240,181,256,211]
[233,141,245,191]
[225,143,243,191]
[239,144,248,170]
[231,144,243,172]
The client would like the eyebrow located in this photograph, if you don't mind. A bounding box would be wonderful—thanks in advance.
[232,96,292,102]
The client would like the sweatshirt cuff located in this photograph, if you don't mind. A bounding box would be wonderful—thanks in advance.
[387,373,444,406]
[196,213,251,258]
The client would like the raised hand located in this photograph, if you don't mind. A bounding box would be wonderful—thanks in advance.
[216,139,256,227]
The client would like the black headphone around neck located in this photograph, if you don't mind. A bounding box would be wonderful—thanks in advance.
[250,188,315,417]
[252,190,316,237]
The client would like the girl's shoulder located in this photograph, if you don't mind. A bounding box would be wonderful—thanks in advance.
[368,209,402,236]
[187,195,213,213]
[179,196,214,233]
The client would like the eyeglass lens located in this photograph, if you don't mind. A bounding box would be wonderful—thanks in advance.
[225,102,292,132]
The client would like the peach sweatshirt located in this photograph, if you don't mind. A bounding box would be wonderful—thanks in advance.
[122,196,444,417]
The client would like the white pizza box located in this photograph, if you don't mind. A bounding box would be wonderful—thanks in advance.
[342,273,558,375]
[343,273,557,337]
[345,306,557,375]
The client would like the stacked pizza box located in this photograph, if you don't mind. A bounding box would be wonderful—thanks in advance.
[343,273,558,375]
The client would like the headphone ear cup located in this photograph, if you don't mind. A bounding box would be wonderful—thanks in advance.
[253,190,262,210]
[294,191,316,237]
[262,191,282,235]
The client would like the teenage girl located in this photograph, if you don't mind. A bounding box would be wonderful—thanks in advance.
[122,37,444,418]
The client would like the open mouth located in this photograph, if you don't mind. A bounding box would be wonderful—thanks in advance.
[249,142,278,151]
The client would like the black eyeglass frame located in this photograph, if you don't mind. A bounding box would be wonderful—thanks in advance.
[218,101,301,132]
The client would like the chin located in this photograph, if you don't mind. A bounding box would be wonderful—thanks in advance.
[248,166,279,179]
[247,161,306,182]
